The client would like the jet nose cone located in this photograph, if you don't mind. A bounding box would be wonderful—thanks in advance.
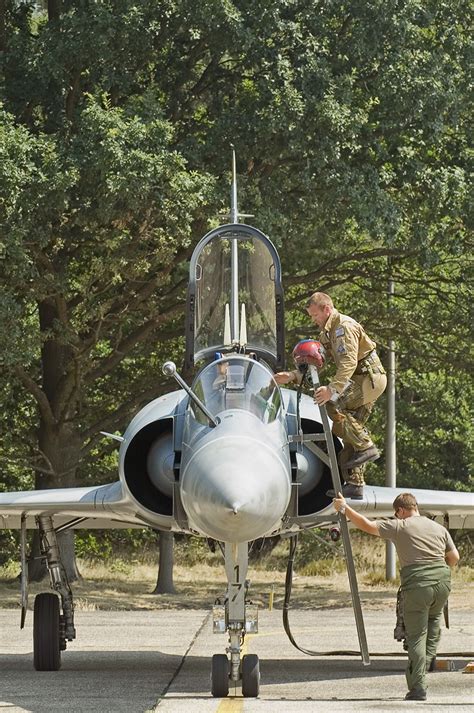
[180,437,291,542]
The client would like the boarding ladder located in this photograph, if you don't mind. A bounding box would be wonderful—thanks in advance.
[289,363,370,665]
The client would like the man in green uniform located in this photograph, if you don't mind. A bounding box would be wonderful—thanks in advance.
[333,491,460,701]
[275,292,386,498]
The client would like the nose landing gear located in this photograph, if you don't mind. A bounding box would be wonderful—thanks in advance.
[210,542,260,698]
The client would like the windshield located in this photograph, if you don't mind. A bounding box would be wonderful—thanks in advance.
[194,235,277,357]
[190,356,282,424]
[185,224,285,370]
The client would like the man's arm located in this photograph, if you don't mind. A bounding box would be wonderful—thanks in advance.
[445,547,460,567]
[333,493,380,536]
[328,323,359,395]
[274,370,301,385]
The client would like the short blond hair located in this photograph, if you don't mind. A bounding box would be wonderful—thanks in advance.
[393,493,418,511]
[305,292,334,309]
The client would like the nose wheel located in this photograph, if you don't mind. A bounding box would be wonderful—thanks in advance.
[242,653,260,697]
[211,654,230,698]
[210,653,260,698]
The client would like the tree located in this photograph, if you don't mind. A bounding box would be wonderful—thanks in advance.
[153,532,177,595]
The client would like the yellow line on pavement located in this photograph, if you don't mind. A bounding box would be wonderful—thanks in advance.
[216,698,243,713]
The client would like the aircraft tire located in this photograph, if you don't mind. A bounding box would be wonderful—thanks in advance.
[241,653,260,697]
[211,653,229,697]
[33,592,61,671]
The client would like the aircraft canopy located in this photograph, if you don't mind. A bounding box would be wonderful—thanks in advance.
[185,224,285,370]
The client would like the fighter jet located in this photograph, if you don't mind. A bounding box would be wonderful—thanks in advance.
[0,151,472,697]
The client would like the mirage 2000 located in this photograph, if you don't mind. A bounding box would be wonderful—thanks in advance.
[0,153,472,698]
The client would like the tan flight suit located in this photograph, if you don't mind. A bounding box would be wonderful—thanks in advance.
[319,310,386,486]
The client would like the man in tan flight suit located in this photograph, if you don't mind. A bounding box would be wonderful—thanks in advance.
[333,491,459,701]
[275,292,386,499]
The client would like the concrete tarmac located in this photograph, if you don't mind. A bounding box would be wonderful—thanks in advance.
[0,607,472,713]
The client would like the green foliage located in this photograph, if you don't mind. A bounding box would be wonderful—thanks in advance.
[293,529,345,575]
[74,528,159,561]
[0,531,19,566]
[174,535,219,567]
[75,531,113,561]
[0,0,471,505]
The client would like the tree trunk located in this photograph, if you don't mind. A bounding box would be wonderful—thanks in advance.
[27,530,46,581]
[152,531,177,594]
[27,299,83,582]
[0,0,6,54]
[48,0,61,23]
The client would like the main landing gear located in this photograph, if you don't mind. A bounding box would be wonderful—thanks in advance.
[210,542,260,698]
[22,516,77,670]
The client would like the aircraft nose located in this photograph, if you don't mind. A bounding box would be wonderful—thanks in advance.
[180,437,291,542]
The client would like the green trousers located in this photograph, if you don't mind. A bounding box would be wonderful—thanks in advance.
[403,581,451,691]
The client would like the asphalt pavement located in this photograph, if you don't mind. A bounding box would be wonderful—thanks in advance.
[0,607,472,712]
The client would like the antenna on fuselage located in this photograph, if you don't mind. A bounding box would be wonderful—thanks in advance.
[221,145,253,224]
[230,146,239,339]
[226,147,252,347]
[230,145,238,224]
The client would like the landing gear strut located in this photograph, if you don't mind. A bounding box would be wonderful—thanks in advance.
[32,516,76,670]
[210,542,260,698]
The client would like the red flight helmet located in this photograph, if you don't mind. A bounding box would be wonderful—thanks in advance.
[292,339,325,369]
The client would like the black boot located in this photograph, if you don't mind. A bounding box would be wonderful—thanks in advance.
[404,688,427,701]
[346,445,380,469]
[326,483,364,500]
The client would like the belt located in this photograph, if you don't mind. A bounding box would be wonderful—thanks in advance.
[354,350,385,376]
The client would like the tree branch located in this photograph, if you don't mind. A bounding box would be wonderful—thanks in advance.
[85,303,183,382]
[14,367,56,428]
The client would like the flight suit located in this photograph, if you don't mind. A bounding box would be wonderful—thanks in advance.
[319,310,386,486]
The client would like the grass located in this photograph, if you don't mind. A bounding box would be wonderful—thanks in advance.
[0,531,472,612]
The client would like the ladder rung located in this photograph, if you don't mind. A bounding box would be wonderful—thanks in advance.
[288,433,327,444]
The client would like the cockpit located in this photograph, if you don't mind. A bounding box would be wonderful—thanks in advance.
[189,356,282,424]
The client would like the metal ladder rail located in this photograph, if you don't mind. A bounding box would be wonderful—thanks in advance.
[308,364,370,666]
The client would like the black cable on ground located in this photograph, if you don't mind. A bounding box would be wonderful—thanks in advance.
[282,534,473,658]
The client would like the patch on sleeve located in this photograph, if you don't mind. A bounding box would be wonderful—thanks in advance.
[337,343,346,354]
[335,326,345,337]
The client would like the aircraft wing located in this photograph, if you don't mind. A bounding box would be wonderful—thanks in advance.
[308,485,474,530]
[0,481,154,530]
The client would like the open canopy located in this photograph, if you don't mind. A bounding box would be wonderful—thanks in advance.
[185,223,285,370]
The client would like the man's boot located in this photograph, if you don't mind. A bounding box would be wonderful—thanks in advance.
[346,445,380,469]
[326,482,364,499]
